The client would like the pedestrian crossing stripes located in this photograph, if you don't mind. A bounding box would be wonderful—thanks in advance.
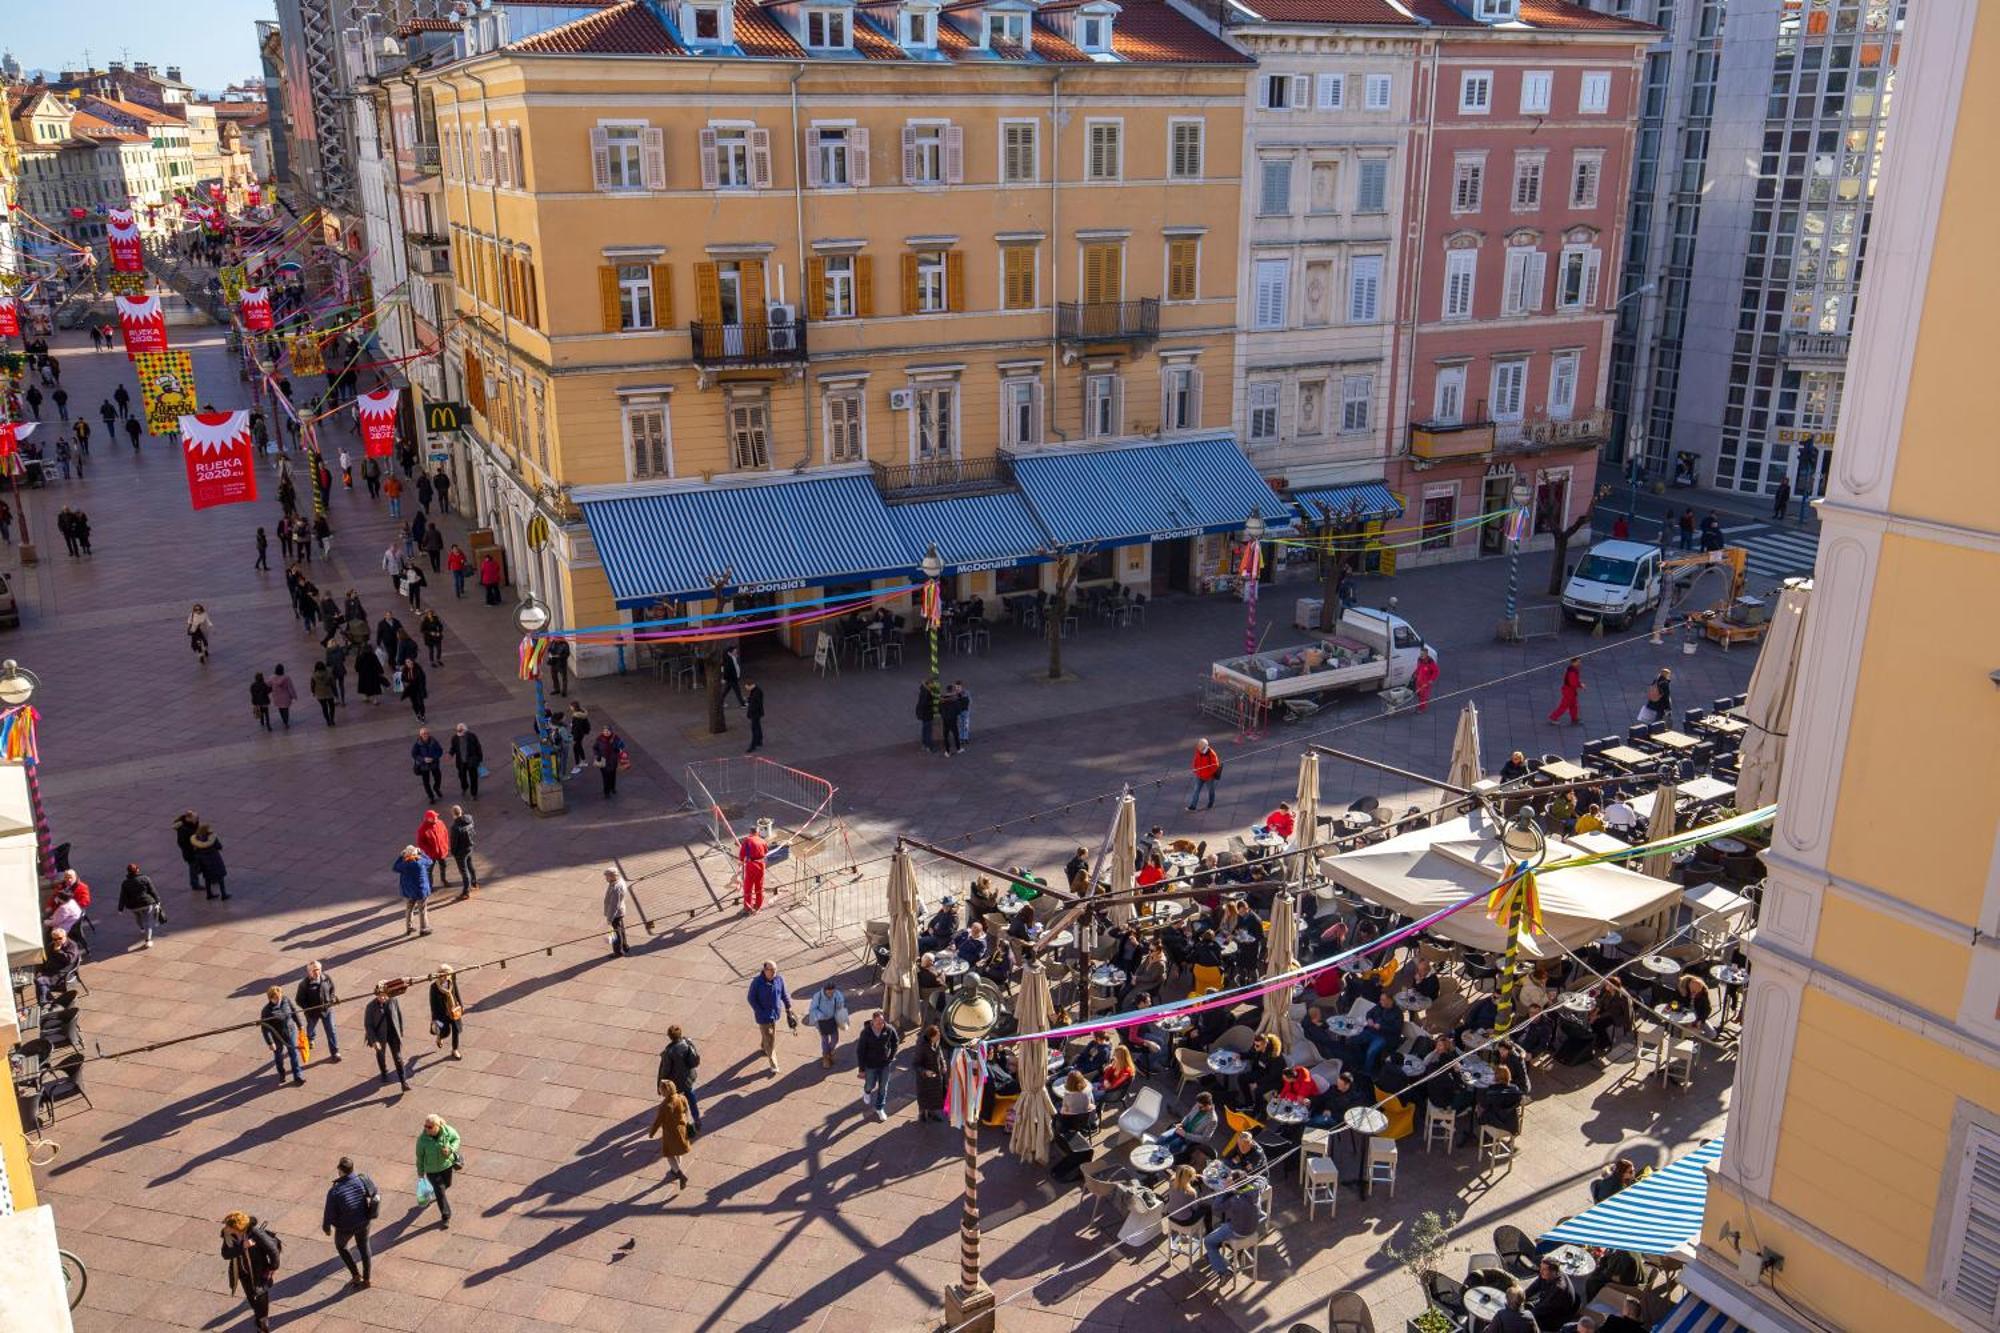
[1721,523,1820,580]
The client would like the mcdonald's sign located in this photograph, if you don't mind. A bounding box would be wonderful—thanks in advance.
[423,401,471,434]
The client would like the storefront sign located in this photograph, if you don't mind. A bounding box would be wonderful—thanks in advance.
[1773,428,1835,445]
[1149,527,1202,543]
[954,556,1027,573]
[734,579,811,596]
[424,401,471,433]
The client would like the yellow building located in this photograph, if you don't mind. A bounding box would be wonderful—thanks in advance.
[404,0,1272,668]
[1685,3,2000,1330]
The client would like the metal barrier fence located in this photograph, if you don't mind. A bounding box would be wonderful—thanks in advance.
[809,848,964,953]
[682,756,837,852]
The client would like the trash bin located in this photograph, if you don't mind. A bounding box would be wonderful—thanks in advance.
[511,735,566,816]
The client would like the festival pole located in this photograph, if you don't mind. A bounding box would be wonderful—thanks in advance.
[921,545,943,741]
[1487,814,1548,1038]
[1241,508,1265,657]
[943,1045,996,1333]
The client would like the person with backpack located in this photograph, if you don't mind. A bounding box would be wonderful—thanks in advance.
[321,1156,380,1289]
[657,1024,703,1134]
[219,1211,284,1333]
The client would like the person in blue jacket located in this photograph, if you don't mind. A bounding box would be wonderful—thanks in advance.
[394,845,434,936]
[747,960,796,1077]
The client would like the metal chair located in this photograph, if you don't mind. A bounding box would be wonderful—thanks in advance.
[1326,1290,1376,1333]
[39,1051,91,1119]
[1494,1224,1538,1275]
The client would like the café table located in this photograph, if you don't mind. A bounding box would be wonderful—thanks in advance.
[1549,1244,1595,1278]
[997,895,1028,916]
[1600,744,1654,769]
[1652,729,1701,752]
[1459,1028,1490,1052]
[1044,930,1074,951]
[1090,965,1128,992]
[1201,1159,1233,1190]
[1327,1015,1364,1038]
[1593,929,1625,957]
[1710,963,1749,987]
[1463,1285,1507,1328]
[1265,1096,1310,1126]
[1539,759,1591,783]
[1207,1050,1247,1078]
[1558,991,1594,1013]
[1246,827,1288,853]
[1394,990,1431,1013]
[1640,954,1683,978]
[1232,929,1260,946]
[1130,1142,1175,1174]
[1401,1055,1428,1078]
[1708,837,1749,857]
[1698,714,1749,736]
[1457,1057,1496,1090]
[1157,1014,1193,1035]
[1162,852,1199,877]
[1678,775,1736,805]
[935,956,970,978]
[1343,1105,1390,1195]
[1148,899,1188,921]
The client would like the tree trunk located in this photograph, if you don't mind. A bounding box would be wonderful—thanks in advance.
[1046,554,1079,680]
[1544,487,1610,594]
[706,590,731,735]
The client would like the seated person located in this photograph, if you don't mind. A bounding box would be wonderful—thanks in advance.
[1309,1068,1366,1121]
[1524,1256,1581,1330]
[980,940,1014,988]
[1097,1044,1137,1100]
[1217,1128,1266,1178]
[1520,962,1559,1012]
[1494,1038,1533,1095]
[1105,926,1144,974]
[918,896,961,954]
[1277,1064,1317,1105]
[1063,846,1091,893]
[979,1047,1021,1120]
[968,876,1002,917]
[1591,1158,1638,1203]
[1122,941,1166,1006]
[1456,991,1500,1038]
[1162,1163,1210,1233]
[1589,977,1635,1053]
[1401,957,1442,1002]
[1349,997,1406,1075]
[1341,966,1386,1008]
[1551,1006,1598,1065]
[1118,999,1168,1076]
[1188,929,1225,971]
[35,926,82,1005]
[43,889,82,936]
[1488,1286,1540,1333]
[1598,1295,1651,1333]
[1584,1245,1645,1301]
[1241,1033,1287,1105]
[1158,1092,1220,1163]
[1677,974,1715,1028]
[952,921,990,966]
[1071,1034,1113,1080]
[1603,797,1638,832]
[1500,750,1531,782]
[1007,904,1040,943]
[916,953,946,995]
[1301,1006,1342,1059]
[1202,1172,1270,1278]
[1546,790,1578,831]
[1573,804,1607,835]
[1053,1070,1097,1136]
[1262,802,1296,842]
[1465,1064,1525,1146]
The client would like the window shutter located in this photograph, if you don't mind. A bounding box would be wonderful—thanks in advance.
[699,128,720,190]
[464,350,486,413]
[1107,376,1123,436]
[806,257,828,321]
[1583,250,1602,307]
[1317,74,1344,110]
[741,261,766,319]
[749,128,773,189]
[945,251,965,312]
[850,127,870,187]
[901,252,920,314]
[854,254,875,317]
[805,137,823,188]
[1291,75,1311,110]
[1945,1131,2000,1321]
[944,124,964,184]
[694,261,721,324]
[1528,251,1548,312]
[495,133,513,188]
[902,123,918,184]
[1189,370,1204,430]
[511,126,526,188]
[642,127,667,189]
[651,264,673,325]
[1027,379,1043,445]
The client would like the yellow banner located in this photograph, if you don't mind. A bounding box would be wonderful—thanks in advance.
[287,333,325,378]
[108,272,146,297]
[219,265,247,305]
[134,351,198,437]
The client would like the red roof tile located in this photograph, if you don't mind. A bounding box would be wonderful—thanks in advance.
[733,6,809,57]
[1516,0,1658,32]
[1229,0,1424,22]
[1108,3,1252,63]
[511,1,680,55]
[1234,0,1653,32]
[395,17,462,37]
[851,16,913,60]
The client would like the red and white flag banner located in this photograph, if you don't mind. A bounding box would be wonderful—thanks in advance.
[0,296,17,338]
[356,387,400,458]
[107,216,144,273]
[106,205,134,228]
[240,287,273,331]
[180,411,259,510]
[0,422,36,459]
[117,294,168,357]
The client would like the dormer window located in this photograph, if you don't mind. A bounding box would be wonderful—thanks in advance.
[1474,0,1518,21]
[1078,15,1110,50]
[682,0,732,44]
[805,7,850,48]
[985,11,1028,47]
[900,6,937,48]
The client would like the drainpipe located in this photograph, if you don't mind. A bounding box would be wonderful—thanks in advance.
[1396,36,1440,486]
[790,62,814,471]
[1047,69,1065,440]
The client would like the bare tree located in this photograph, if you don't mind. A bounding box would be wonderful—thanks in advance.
[1311,500,1369,631]
[1543,483,1614,595]
[1045,549,1083,680]
[704,573,731,735]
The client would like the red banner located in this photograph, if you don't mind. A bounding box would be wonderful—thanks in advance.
[0,297,16,338]
[240,287,273,331]
[247,184,263,207]
[180,412,259,510]
[107,217,144,273]
[356,387,400,458]
[0,422,34,460]
[117,294,168,357]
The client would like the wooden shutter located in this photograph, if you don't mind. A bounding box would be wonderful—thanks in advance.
[699,128,719,190]
[805,257,828,321]
[642,127,666,189]
[464,350,486,413]
[944,123,964,184]
[694,261,721,324]
[945,251,965,312]
[804,135,822,188]
[749,128,773,189]
[901,124,918,184]
[1944,1129,2000,1321]
[1167,239,1196,302]
[495,132,513,187]
[741,261,766,321]
[849,127,870,187]
[901,253,920,315]
[524,257,541,328]
[1003,246,1033,310]
[1291,75,1311,110]
[1083,244,1119,305]
[854,254,875,318]
[650,264,673,326]
[511,126,526,188]
[1527,251,1547,313]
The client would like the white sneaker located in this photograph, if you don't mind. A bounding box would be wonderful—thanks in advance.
[875,1108,888,1123]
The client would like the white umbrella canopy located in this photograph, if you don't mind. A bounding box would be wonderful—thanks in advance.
[1257,889,1300,1047]
[1008,962,1056,1165]
[1292,752,1320,878]
[1642,782,1679,881]
[1107,792,1137,928]
[883,848,923,1032]
[1447,701,1484,795]
[1324,811,1682,957]
[1737,582,1811,809]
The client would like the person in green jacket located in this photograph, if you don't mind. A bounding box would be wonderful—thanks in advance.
[415,1115,461,1229]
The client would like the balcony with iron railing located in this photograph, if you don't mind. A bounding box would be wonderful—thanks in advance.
[1784,330,1850,366]
[1409,409,1610,461]
[869,454,1017,502]
[413,143,441,173]
[405,232,450,276]
[1056,298,1159,345]
[688,320,809,368]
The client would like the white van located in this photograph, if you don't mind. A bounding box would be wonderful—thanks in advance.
[1560,540,1664,628]
[1211,606,1433,703]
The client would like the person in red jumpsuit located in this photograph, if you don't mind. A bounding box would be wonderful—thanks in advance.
[1548,656,1584,725]
[1412,647,1440,712]
[739,827,768,914]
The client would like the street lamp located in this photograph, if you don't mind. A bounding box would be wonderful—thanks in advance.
[0,660,40,707]
[1613,281,1660,517]
[1490,811,1548,1038]
[1241,509,1266,658]
[514,593,555,779]
[1501,480,1531,640]
[920,545,944,749]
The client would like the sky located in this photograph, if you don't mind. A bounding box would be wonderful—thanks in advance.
[8,0,274,92]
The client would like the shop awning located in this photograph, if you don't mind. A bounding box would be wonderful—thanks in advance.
[1290,481,1404,523]
[1654,1296,1749,1333]
[579,474,915,606]
[1541,1136,1725,1256]
[886,491,1054,575]
[1008,437,1289,551]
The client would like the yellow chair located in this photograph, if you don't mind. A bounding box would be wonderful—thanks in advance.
[982,1093,1019,1128]
[1223,1107,1265,1139]
[1192,964,1225,995]
[1376,1093,1416,1141]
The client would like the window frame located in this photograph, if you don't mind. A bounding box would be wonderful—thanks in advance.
[1168,118,1204,182]
[1433,364,1467,425]
[1364,73,1392,111]
[623,397,673,480]
[1571,151,1605,209]
[804,7,851,49]
[1339,373,1373,434]
[1085,119,1123,182]
[1164,236,1199,304]
[1000,119,1038,185]
[915,250,949,314]
[824,385,867,464]
[601,123,645,191]
[1355,157,1389,213]
[1548,350,1579,419]
[900,6,936,48]
[1491,357,1529,422]
[616,262,656,331]
[713,125,753,189]
[907,120,947,185]
[911,381,959,462]
[727,396,773,472]
[1001,376,1043,450]
[1252,256,1290,331]
[1084,373,1121,440]
[1161,363,1201,434]
[985,10,1027,47]
[822,253,857,319]
[1258,155,1293,217]
[1519,70,1553,115]
[1347,254,1382,324]
[1000,244,1039,312]
[1078,14,1109,51]
[1452,153,1485,213]
[1246,380,1281,444]
[1579,71,1612,115]
[1442,248,1477,321]
[813,126,851,188]
[1460,70,1494,115]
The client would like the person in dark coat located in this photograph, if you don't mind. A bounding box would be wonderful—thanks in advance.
[364,982,409,1089]
[190,825,229,900]
[912,1024,947,1123]
[544,636,571,694]
[295,960,340,1061]
[411,727,444,800]
[118,863,162,947]
[744,681,765,753]
[322,1157,379,1288]
[429,967,465,1059]
[450,723,483,798]
[259,985,306,1086]
[938,685,966,756]
[354,644,386,705]
[173,811,204,892]
[855,1011,901,1121]
[657,1024,702,1133]
[219,1211,284,1333]
[402,659,429,723]
[448,806,478,895]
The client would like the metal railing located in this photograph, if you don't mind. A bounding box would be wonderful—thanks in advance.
[413,143,441,173]
[688,320,808,367]
[406,234,450,275]
[1784,330,1850,365]
[682,756,837,854]
[870,454,1016,500]
[1056,298,1159,343]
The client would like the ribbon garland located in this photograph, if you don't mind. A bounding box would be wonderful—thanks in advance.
[1486,861,1544,933]
[0,704,40,763]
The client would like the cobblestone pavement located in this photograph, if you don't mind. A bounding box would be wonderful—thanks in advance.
[22,319,1751,1332]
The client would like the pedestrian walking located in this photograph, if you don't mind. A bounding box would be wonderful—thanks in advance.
[403,659,430,724]
[123,415,141,451]
[416,810,453,889]
[657,1025,703,1131]
[1637,666,1674,725]
[646,1081,695,1188]
[720,645,745,707]
[268,663,297,728]
[98,399,115,433]
[375,611,404,662]
[416,472,434,514]
[738,821,768,914]
[191,824,230,900]
[478,551,502,604]
[744,680,765,753]
[250,672,273,730]
[401,561,427,611]
[385,473,403,517]
[355,641,387,706]
[433,467,452,513]
[544,635,571,693]
[953,679,971,746]
[1772,476,1792,520]
[1549,656,1584,726]
[74,507,91,555]
[22,384,40,419]
[73,418,90,455]
[0,499,13,544]
[55,507,77,557]
[603,867,631,957]
[254,526,269,571]
[449,723,483,798]
[395,845,435,935]
[218,1211,284,1333]
[365,982,409,1090]
[323,635,350,703]
[939,684,966,757]
[420,609,445,665]
[448,805,478,896]
[322,1157,379,1289]
[173,810,204,894]
[567,701,591,772]
[913,1024,947,1122]
[429,967,465,1059]
[51,386,68,421]
[1412,647,1440,712]
[414,1115,461,1229]
[361,455,381,498]
[296,960,341,1062]
[314,511,333,559]
[422,523,444,572]
[856,1010,901,1122]
[259,984,308,1086]
[747,960,796,1076]
[1677,507,1696,551]
[446,544,469,598]
[117,863,162,948]
[311,663,337,725]
[338,449,353,490]
[916,678,938,753]
[805,979,850,1069]
[1188,738,1222,810]
[1699,512,1725,552]
[592,726,627,798]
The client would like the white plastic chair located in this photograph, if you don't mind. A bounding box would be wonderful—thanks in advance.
[1424,1103,1460,1153]
[1304,1157,1340,1221]
[1365,1137,1398,1197]
[1116,1086,1167,1143]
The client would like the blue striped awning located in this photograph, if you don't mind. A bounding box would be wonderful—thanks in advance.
[886,491,1054,575]
[1290,481,1404,522]
[579,474,914,606]
[1542,1137,1724,1256]
[1009,437,1289,551]
[1653,1295,1748,1333]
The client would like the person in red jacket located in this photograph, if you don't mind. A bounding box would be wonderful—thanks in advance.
[47,868,90,911]
[415,809,454,889]
[1548,656,1584,725]
[478,552,503,605]
[739,826,768,914]
[1412,647,1440,712]
[1263,801,1296,841]
[1187,738,1222,811]
[446,544,470,599]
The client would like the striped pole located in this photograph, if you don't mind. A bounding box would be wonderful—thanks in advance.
[1491,871,1528,1038]
[950,1046,985,1293]
[23,756,55,886]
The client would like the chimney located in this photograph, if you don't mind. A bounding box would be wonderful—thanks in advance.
[134,62,153,77]
[166,67,182,82]
[108,61,125,73]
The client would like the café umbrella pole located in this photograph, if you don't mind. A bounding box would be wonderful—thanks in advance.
[922,545,943,738]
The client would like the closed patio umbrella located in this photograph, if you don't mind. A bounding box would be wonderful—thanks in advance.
[1737,582,1811,809]
[1257,888,1300,1048]
[1292,751,1320,879]
[1642,781,1679,881]
[1008,961,1055,1165]
[1107,791,1137,929]
[1446,701,1484,807]
[883,847,923,1032]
